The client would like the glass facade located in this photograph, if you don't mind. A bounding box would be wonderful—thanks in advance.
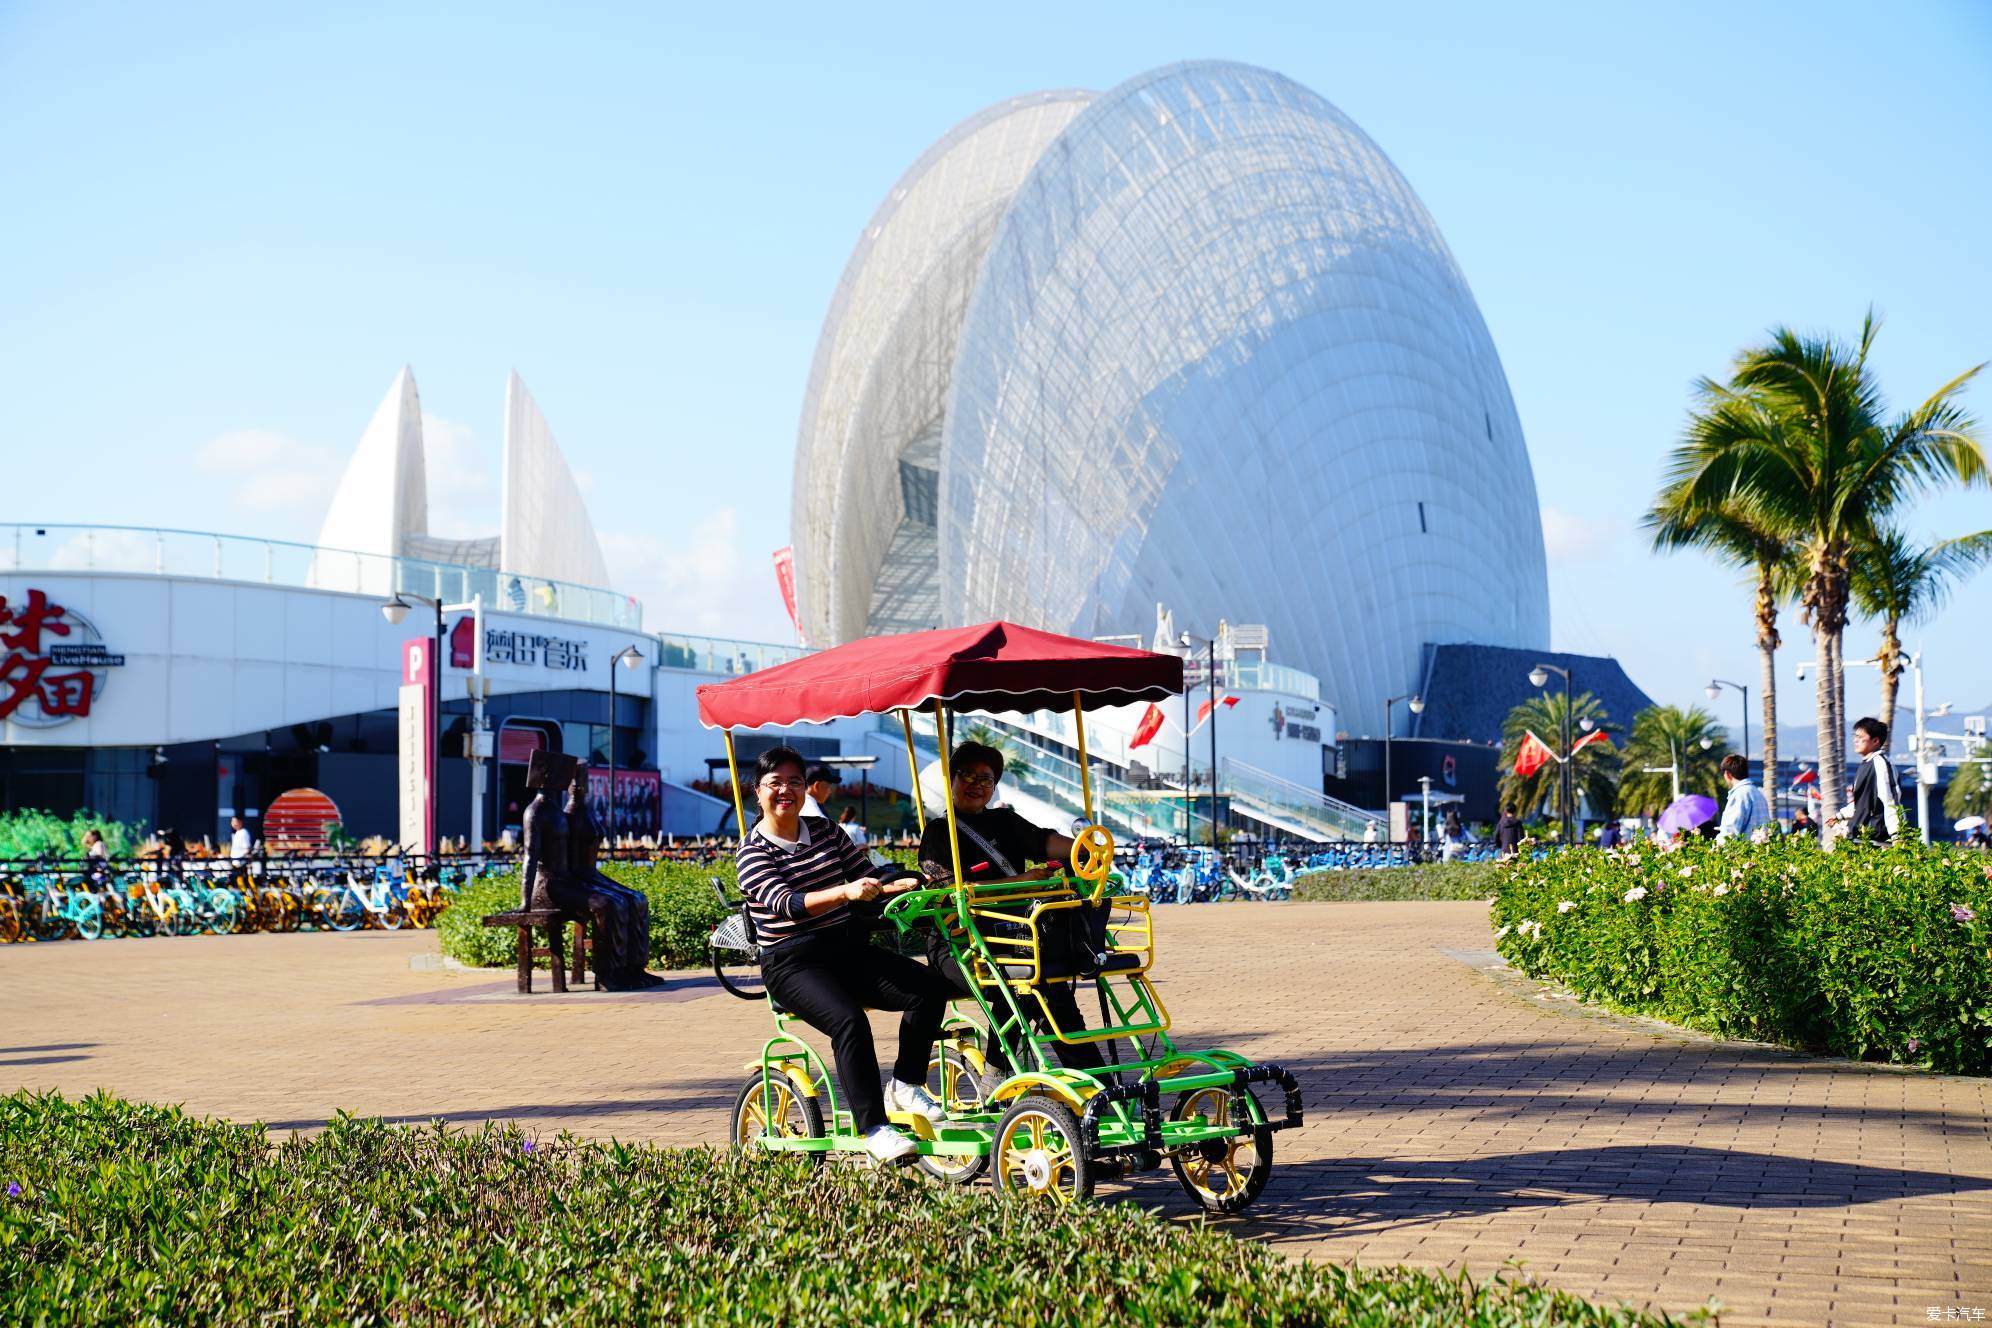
[795,61,1550,731]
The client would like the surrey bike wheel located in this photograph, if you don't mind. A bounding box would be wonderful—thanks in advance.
[1168,1084,1272,1215]
[993,1095,1093,1204]
[709,913,764,1001]
[731,1069,824,1162]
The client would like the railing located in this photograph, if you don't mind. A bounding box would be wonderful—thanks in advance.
[1,523,642,630]
[655,632,810,675]
[1220,757,1380,840]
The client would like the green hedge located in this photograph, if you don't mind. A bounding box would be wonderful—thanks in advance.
[1293,860,1499,902]
[1492,838,1992,1074]
[0,1091,1672,1327]
[0,808,142,859]
[435,861,735,971]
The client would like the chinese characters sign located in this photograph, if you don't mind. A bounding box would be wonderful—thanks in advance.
[0,588,123,727]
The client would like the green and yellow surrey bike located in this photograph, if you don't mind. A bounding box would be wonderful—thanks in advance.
[696,621,1301,1210]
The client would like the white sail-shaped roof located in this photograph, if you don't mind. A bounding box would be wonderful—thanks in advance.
[499,371,611,590]
[315,366,427,560]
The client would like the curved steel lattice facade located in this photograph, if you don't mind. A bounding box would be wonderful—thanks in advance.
[796,61,1549,729]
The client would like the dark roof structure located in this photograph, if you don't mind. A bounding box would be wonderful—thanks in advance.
[1410,643,1657,745]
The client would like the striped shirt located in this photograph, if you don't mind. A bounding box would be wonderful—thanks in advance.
[735,815,870,947]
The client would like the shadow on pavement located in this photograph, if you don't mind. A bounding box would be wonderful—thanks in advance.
[1198,1144,1992,1242]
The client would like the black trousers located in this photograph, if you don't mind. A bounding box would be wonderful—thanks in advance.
[925,933,1107,1073]
[763,927,954,1133]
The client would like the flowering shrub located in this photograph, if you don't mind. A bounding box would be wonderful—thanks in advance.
[1492,838,1992,1075]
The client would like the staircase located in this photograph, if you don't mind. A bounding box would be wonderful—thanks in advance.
[1219,758,1380,842]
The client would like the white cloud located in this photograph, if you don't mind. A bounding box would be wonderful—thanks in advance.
[600,508,797,640]
[194,429,341,516]
[1541,505,1622,564]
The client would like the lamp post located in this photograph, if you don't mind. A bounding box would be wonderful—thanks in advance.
[1181,631,1220,848]
[1528,663,1574,845]
[606,644,646,840]
[382,591,446,854]
[1417,775,1434,845]
[1705,677,1750,792]
[1383,693,1425,843]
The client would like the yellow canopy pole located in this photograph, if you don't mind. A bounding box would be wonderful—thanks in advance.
[1072,690,1096,823]
[721,728,750,846]
[898,709,926,832]
[935,703,966,898]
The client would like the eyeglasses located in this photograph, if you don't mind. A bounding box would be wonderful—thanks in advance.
[953,773,998,789]
[759,777,806,792]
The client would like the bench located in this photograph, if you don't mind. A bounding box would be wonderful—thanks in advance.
[480,910,594,993]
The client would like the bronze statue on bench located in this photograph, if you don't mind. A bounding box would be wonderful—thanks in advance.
[517,750,662,991]
[567,762,661,989]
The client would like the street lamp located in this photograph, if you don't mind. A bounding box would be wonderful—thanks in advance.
[1181,631,1220,848]
[1705,678,1750,794]
[606,644,646,839]
[1383,693,1425,842]
[1528,662,1574,844]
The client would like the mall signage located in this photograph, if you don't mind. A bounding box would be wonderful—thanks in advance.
[398,638,436,853]
[1267,701,1321,744]
[482,627,588,671]
[0,587,125,727]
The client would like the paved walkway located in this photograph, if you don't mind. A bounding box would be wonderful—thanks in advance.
[4,901,1988,1326]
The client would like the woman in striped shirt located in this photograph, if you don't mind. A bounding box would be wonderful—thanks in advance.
[736,745,955,1164]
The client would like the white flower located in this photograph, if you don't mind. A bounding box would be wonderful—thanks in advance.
[1557,900,1576,914]
[1713,884,1730,897]
[1680,865,1695,877]
[1495,924,1513,940]
[1519,919,1543,938]
[1624,886,1649,903]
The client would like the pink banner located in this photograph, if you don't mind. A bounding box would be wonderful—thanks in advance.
[773,546,802,643]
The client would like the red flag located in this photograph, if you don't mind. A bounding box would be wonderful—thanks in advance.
[772,547,802,643]
[1129,703,1165,749]
[1513,730,1557,778]
[1570,729,1613,754]
[1190,693,1240,732]
[1792,768,1816,787]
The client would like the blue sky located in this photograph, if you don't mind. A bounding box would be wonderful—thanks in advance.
[4,1,1989,730]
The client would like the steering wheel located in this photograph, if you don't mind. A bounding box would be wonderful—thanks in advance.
[1069,824,1116,902]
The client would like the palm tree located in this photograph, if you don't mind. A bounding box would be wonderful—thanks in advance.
[1944,740,1989,824]
[1850,527,1992,736]
[1497,692,1620,832]
[1617,705,1731,818]
[1646,497,1795,809]
[1654,312,1988,825]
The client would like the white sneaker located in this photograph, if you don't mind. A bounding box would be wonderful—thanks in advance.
[863,1124,918,1165]
[883,1078,947,1126]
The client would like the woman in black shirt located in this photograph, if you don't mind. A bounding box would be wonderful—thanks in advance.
[918,741,1106,1072]
[736,746,956,1164]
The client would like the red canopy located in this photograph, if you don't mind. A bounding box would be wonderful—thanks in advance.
[695,621,1183,730]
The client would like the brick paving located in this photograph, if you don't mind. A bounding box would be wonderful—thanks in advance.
[4,900,1989,1326]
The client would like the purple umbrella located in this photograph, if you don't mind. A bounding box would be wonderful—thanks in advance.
[1658,794,1719,835]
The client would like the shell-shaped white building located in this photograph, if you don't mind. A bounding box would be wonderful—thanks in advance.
[793,61,1549,729]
